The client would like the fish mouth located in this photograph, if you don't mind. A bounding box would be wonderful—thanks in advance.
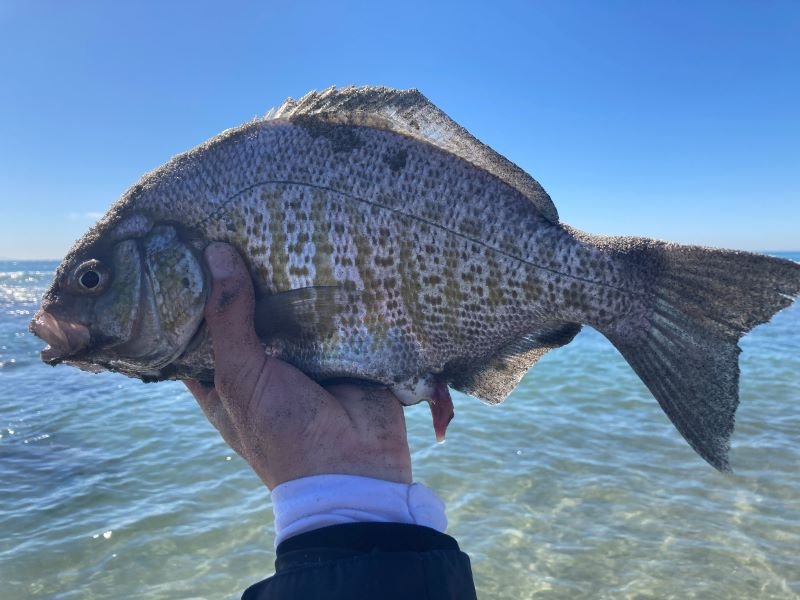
[29,310,91,364]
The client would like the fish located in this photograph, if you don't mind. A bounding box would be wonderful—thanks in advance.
[30,85,800,471]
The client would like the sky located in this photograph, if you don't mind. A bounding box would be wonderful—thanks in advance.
[0,0,798,259]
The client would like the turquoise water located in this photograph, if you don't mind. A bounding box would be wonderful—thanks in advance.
[1,255,798,599]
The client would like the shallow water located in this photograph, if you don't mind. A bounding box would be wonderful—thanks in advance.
[1,256,798,599]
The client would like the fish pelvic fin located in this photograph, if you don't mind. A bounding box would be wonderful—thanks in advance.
[594,239,800,472]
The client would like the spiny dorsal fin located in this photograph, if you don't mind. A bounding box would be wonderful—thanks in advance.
[267,86,559,224]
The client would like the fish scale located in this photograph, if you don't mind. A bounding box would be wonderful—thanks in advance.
[30,85,800,471]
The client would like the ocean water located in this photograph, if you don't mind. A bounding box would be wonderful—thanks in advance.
[1,255,798,600]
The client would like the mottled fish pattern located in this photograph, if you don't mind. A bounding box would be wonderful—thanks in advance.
[31,86,800,471]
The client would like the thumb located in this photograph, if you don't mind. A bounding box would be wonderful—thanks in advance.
[204,243,265,390]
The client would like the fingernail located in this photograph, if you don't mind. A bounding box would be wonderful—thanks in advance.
[206,243,233,278]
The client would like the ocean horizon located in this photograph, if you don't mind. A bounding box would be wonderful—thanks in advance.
[1,253,798,599]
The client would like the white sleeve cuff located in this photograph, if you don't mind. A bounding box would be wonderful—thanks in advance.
[271,474,447,547]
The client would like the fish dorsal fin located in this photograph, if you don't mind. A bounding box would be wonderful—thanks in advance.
[267,86,559,224]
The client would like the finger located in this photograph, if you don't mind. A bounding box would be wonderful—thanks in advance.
[204,243,266,393]
[187,383,245,455]
[329,385,408,436]
[325,385,412,484]
[182,379,213,404]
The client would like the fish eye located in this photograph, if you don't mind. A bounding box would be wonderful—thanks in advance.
[75,260,107,293]
[79,270,101,289]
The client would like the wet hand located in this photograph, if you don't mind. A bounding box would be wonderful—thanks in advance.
[183,243,412,490]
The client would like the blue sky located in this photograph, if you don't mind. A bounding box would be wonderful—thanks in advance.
[1,0,798,259]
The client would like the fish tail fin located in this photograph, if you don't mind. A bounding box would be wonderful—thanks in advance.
[590,238,800,471]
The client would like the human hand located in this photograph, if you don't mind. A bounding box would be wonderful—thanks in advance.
[184,243,412,490]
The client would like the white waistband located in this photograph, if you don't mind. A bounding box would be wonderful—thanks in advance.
[271,474,447,547]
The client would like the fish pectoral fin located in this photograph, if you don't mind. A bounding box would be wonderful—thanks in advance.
[254,286,346,340]
[447,322,582,405]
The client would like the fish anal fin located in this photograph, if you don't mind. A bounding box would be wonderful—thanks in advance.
[267,85,559,224]
[448,322,582,405]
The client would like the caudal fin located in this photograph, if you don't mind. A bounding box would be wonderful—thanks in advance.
[594,240,800,471]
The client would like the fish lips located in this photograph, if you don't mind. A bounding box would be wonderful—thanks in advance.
[30,310,91,364]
